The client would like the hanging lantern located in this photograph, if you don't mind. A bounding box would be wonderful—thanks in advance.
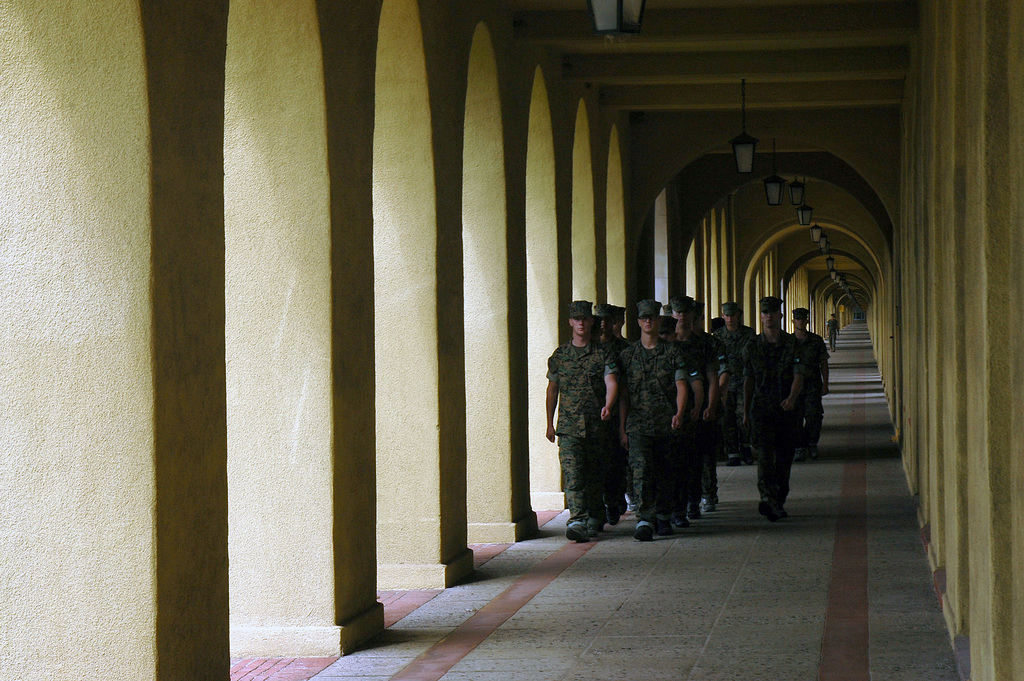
[763,139,786,205]
[788,178,805,206]
[810,224,822,242]
[826,255,835,270]
[796,203,813,226]
[730,79,758,173]
[587,0,647,34]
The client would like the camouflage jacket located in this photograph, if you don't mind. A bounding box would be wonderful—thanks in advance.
[547,342,618,438]
[714,324,756,390]
[619,340,701,436]
[742,331,809,411]
[674,333,723,409]
[795,332,829,391]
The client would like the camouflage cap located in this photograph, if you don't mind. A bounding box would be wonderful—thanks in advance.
[594,303,616,318]
[722,301,742,315]
[637,299,662,318]
[662,304,674,316]
[792,307,810,320]
[759,296,784,313]
[670,295,695,314]
[568,300,593,318]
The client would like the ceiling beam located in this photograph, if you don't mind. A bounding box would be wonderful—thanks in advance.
[562,46,909,85]
[598,79,904,110]
[513,2,917,52]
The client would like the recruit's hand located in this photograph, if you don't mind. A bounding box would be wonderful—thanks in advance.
[672,413,683,430]
[821,385,829,397]
[703,403,718,422]
[620,432,629,449]
[689,406,701,422]
[781,396,796,411]
[546,424,556,443]
[600,406,612,421]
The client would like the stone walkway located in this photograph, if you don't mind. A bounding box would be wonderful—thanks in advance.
[238,322,959,681]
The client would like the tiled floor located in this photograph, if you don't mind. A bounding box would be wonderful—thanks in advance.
[237,324,959,681]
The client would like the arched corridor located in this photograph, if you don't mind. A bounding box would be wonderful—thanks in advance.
[3,2,1024,680]
[248,324,958,680]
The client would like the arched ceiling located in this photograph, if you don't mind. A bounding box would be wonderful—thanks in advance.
[509,0,913,237]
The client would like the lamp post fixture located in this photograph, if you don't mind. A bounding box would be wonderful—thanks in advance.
[819,236,829,254]
[810,224,822,242]
[788,178,805,206]
[826,255,835,270]
[763,138,786,205]
[730,79,758,173]
[587,0,647,34]
[797,202,813,226]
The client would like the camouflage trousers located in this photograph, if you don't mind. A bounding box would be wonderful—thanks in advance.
[626,434,676,523]
[798,389,824,449]
[749,406,801,508]
[698,420,720,501]
[603,432,629,512]
[672,422,699,514]
[557,435,605,526]
[719,389,748,456]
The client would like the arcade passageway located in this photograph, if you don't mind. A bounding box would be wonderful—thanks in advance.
[2,2,1023,680]
[235,324,959,681]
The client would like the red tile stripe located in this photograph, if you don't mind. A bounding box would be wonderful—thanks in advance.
[818,461,870,680]
[229,658,337,681]
[389,540,595,681]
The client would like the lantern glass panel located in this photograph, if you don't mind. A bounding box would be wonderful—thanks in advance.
[588,0,620,33]
[731,132,758,173]
[764,175,785,205]
[622,0,645,31]
[797,204,813,226]
[789,180,805,206]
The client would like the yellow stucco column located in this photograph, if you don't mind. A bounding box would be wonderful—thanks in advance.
[463,23,537,544]
[373,0,472,590]
[224,0,382,656]
[525,68,566,512]
[1,3,231,679]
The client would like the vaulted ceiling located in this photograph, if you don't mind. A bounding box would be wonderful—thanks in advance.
[510,0,914,113]
[508,0,914,311]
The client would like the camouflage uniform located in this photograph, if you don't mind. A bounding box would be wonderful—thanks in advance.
[743,331,808,514]
[826,317,839,352]
[598,328,631,522]
[671,332,718,520]
[795,331,829,454]
[714,323,756,462]
[620,338,701,528]
[547,341,618,529]
[695,330,728,508]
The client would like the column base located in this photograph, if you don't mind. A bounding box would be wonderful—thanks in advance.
[530,491,565,512]
[467,511,538,544]
[230,602,383,657]
[377,548,474,590]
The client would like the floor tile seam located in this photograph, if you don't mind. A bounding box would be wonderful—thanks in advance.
[685,525,766,680]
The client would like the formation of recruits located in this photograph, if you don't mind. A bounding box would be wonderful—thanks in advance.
[545,296,831,542]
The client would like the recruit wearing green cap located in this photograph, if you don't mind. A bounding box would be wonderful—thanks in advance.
[669,295,694,314]
[759,296,784,313]
[594,303,616,318]
[722,301,741,316]
[792,307,810,320]
[568,300,593,318]
[637,299,662,318]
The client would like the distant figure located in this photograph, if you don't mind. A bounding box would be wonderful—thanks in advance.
[826,313,840,352]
